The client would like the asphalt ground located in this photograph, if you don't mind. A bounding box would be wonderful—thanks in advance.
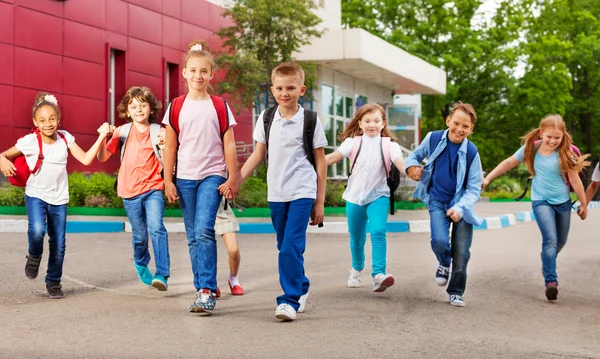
[1,203,599,358]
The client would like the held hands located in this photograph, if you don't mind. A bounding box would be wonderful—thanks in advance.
[97,122,115,137]
[407,166,423,181]
[0,156,16,177]
[164,181,179,203]
[446,209,461,222]
[482,177,490,190]
[577,205,588,220]
[310,201,324,226]
[218,177,239,200]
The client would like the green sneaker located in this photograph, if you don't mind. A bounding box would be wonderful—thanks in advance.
[134,263,153,286]
[151,274,168,291]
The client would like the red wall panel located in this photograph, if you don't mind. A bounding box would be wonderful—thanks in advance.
[67,133,102,173]
[61,95,106,134]
[14,48,63,93]
[181,0,209,28]
[64,0,106,29]
[0,43,13,85]
[208,3,234,33]
[15,0,62,17]
[0,126,15,148]
[127,71,163,104]
[106,31,128,51]
[181,22,210,50]
[162,0,181,19]
[127,0,161,13]
[128,38,162,76]
[0,84,14,127]
[15,7,63,55]
[106,0,128,35]
[64,21,106,64]
[0,2,14,44]
[13,88,63,129]
[128,4,162,44]
[63,58,106,100]
[162,16,181,49]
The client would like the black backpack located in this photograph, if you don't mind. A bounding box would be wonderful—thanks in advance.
[262,107,318,169]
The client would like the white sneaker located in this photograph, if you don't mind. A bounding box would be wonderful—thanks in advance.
[435,265,450,286]
[449,294,465,307]
[298,291,309,313]
[275,303,297,321]
[373,273,395,292]
[348,268,362,288]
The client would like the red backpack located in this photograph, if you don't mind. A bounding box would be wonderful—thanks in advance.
[9,130,68,187]
[168,95,230,143]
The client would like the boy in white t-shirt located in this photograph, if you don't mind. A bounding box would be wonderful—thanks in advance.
[236,62,327,322]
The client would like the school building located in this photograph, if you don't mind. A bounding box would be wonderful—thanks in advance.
[0,0,445,176]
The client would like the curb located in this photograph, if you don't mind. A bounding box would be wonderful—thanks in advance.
[1,202,598,234]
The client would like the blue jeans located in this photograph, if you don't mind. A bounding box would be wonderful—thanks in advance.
[25,194,67,284]
[429,199,473,296]
[177,176,225,292]
[346,196,389,277]
[122,190,170,278]
[269,198,313,311]
[532,199,571,285]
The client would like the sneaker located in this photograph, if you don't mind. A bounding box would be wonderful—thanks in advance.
[25,255,41,279]
[228,280,244,296]
[347,268,362,288]
[298,291,309,313]
[133,263,153,286]
[435,265,450,286]
[216,287,221,298]
[449,294,465,307]
[372,273,395,292]
[545,282,558,301]
[46,282,64,299]
[275,303,297,321]
[151,274,168,291]
[189,289,216,313]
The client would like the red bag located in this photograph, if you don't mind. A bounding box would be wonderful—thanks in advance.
[8,130,67,187]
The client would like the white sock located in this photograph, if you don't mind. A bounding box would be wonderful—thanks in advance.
[228,275,239,286]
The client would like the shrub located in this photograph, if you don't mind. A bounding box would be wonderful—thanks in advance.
[0,183,25,206]
[325,180,346,207]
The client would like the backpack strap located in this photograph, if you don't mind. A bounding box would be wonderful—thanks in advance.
[464,140,477,188]
[31,130,44,174]
[381,137,392,176]
[118,123,163,166]
[210,95,230,140]
[168,95,186,143]
[303,109,318,169]
[263,106,278,150]
[149,123,163,166]
[349,136,363,175]
[118,123,133,162]
[56,131,68,148]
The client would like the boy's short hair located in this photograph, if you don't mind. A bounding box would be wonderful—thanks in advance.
[271,62,305,84]
[450,101,477,124]
[117,86,162,123]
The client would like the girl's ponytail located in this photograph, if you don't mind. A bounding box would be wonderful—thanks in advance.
[521,127,541,176]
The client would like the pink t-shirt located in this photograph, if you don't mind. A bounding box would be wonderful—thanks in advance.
[162,97,237,180]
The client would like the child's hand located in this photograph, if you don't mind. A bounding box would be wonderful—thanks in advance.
[217,183,235,200]
[446,209,461,222]
[157,128,166,150]
[310,201,324,226]
[407,166,423,181]
[482,178,490,190]
[97,122,112,136]
[164,181,179,203]
[577,206,588,220]
[220,178,239,199]
[0,156,16,177]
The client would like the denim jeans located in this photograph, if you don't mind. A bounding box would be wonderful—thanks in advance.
[269,198,313,311]
[428,199,473,296]
[122,189,170,278]
[177,176,225,292]
[25,194,67,284]
[532,199,572,285]
[346,196,389,277]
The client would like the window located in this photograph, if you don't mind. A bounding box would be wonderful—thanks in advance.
[165,62,179,106]
[108,49,125,126]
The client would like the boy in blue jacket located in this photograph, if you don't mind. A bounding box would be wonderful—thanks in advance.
[405,102,482,307]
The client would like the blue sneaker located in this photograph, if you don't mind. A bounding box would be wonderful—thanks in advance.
[189,289,216,313]
[134,263,153,286]
[151,274,168,291]
[435,265,450,286]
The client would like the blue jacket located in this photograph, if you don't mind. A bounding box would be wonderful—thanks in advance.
[405,129,483,226]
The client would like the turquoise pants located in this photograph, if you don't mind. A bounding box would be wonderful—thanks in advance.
[346,196,389,277]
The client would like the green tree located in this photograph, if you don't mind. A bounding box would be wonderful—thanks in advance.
[214,0,324,110]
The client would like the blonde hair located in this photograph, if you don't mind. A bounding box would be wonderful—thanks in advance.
[338,103,396,141]
[521,114,590,177]
[449,101,477,124]
[184,39,217,71]
[271,62,305,84]
[117,86,162,123]
[32,92,60,119]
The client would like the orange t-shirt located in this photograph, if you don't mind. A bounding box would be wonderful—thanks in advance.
[106,124,164,199]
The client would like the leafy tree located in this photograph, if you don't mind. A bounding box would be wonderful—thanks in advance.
[214,0,324,110]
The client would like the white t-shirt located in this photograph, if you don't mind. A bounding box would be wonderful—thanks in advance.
[162,97,237,180]
[253,106,328,202]
[592,162,600,182]
[15,130,75,205]
[337,135,403,206]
